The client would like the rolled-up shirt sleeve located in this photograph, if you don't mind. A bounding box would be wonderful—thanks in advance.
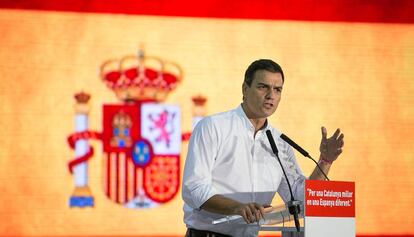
[277,145,306,203]
[182,117,219,209]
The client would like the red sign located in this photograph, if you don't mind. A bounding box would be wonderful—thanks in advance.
[305,180,355,217]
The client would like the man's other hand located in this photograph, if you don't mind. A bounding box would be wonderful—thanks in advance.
[234,202,266,224]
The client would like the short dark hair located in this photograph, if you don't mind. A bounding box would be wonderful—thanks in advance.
[244,59,284,86]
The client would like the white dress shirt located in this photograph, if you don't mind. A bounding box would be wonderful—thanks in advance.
[182,105,305,237]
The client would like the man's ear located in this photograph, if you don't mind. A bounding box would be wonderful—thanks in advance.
[242,82,248,96]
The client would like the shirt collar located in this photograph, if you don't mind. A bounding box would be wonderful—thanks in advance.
[236,104,270,133]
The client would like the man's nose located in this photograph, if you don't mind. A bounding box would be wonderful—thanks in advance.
[266,89,276,98]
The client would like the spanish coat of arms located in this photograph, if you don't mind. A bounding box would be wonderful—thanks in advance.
[67,49,206,209]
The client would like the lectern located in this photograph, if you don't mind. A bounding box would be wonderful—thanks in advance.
[213,180,355,237]
[261,180,355,237]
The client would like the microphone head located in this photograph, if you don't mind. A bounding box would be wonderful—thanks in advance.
[280,133,309,157]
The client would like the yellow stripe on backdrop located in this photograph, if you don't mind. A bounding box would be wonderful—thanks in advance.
[0,8,413,236]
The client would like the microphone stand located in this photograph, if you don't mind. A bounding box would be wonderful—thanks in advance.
[266,130,301,232]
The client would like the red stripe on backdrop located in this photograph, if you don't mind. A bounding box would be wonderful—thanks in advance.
[106,154,111,198]
[115,153,119,203]
[124,156,128,203]
[1,0,414,23]
[133,164,138,198]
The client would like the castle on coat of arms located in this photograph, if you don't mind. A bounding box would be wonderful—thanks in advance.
[67,48,206,209]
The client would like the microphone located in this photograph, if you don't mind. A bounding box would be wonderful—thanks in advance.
[280,133,329,181]
[280,134,309,157]
[266,130,301,232]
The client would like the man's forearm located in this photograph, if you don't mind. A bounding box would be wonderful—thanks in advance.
[309,156,332,180]
[200,194,267,224]
[200,194,243,215]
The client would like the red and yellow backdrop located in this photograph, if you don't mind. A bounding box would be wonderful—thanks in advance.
[0,0,413,236]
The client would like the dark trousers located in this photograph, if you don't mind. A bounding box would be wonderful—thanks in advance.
[185,228,232,237]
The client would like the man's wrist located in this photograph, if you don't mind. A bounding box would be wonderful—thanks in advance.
[319,155,333,165]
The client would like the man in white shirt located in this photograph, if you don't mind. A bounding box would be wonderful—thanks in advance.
[182,59,344,237]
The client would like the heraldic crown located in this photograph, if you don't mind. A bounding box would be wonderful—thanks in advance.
[100,48,183,102]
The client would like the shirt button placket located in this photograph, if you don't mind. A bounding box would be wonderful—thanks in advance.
[252,133,262,197]
[249,130,256,198]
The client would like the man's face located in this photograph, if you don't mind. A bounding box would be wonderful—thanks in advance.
[242,70,283,119]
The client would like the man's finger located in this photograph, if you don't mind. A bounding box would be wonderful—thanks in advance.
[249,203,263,222]
[258,205,265,218]
[241,209,249,224]
[337,133,344,143]
[256,204,265,220]
[245,205,254,223]
[321,126,327,141]
[263,205,273,213]
[254,209,261,223]
[338,135,344,147]
[331,128,341,139]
